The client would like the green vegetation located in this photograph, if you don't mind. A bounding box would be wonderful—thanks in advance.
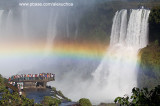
[78,98,92,106]
[41,96,61,106]
[0,74,5,92]
[114,85,160,105]
[0,74,35,106]
[149,6,160,42]
[149,6,160,24]
[138,40,160,89]
[52,87,56,91]
[0,90,34,106]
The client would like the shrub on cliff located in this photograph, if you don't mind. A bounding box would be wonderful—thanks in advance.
[41,96,61,106]
[0,74,5,92]
[78,98,92,106]
[114,85,160,105]
[0,75,34,106]
[149,6,160,42]
[0,89,34,106]
[138,40,160,88]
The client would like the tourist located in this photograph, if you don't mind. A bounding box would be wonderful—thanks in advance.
[13,82,15,86]
[45,73,47,79]
[9,81,12,85]
[47,73,48,79]
[30,74,32,80]
[19,90,22,98]
[33,74,35,80]
[35,74,38,80]
[27,74,29,80]
[49,73,51,78]
[40,73,42,80]
[17,75,19,81]
[21,84,23,91]
[20,74,23,81]
[28,74,31,80]
[18,84,19,88]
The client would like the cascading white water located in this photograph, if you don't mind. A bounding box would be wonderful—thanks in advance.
[44,10,58,55]
[126,9,150,48]
[119,10,127,43]
[21,9,28,41]
[5,10,12,38]
[66,12,70,38]
[0,10,3,34]
[110,9,127,45]
[92,9,150,102]
[75,21,79,39]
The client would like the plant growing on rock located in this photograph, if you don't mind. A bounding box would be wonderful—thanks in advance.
[78,98,92,106]
[114,85,160,105]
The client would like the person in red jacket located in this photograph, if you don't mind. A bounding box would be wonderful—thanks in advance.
[35,74,38,80]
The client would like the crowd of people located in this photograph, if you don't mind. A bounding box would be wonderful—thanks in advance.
[8,73,55,98]
[8,73,55,81]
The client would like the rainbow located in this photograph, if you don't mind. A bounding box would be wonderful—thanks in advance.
[0,39,141,66]
[0,40,107,60]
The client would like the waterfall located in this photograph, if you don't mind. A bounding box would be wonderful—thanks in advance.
[21,9,28,41]
[6,10,13,37]
[0,10,13,41]
[92,9,150,102]
[66,12,70,38]
[110,10,127,45]
[44,10,58,55]
[74,20,79,39]
[0,10,3,34]
[110,9,127,45]
[126,9,150,48]
[0,7,151,103]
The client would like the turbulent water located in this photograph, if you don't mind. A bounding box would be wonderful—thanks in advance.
[92,9,150,102]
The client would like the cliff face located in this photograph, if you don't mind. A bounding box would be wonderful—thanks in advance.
[138,41,160,89]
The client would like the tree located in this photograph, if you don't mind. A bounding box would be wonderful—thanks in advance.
[0,74,5,92]
[149,6,160,42]
[154,40,159,46]
[0,74,34,106]
[41,96,61,106]
[78,98,92,106]
[114,85,160,105]
[0,88,34,106]
[149,6,160,24]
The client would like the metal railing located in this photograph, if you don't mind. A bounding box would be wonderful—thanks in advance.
[11,77,55,82]
[9,74,55,82]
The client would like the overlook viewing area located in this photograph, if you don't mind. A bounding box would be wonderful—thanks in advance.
[8,73,55,89]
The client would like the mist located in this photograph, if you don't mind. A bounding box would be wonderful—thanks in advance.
[0,0,151,104]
